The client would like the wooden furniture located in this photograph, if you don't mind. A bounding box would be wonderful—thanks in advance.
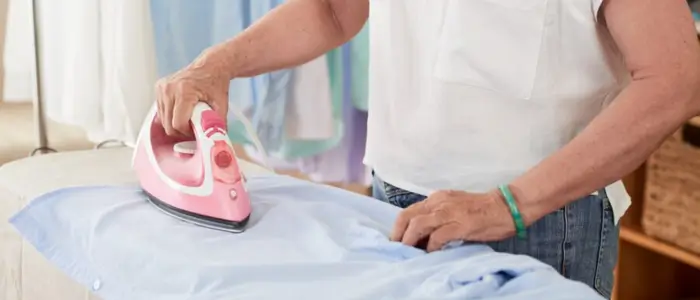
[613,121,700,300]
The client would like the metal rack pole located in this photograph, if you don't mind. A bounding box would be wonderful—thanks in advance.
[29,0,55,156]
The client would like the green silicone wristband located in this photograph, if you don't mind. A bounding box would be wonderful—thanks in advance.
[498,184,527,239]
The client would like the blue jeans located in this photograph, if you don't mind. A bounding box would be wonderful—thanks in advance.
[372,176,619,299]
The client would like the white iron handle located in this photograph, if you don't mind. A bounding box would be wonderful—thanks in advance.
[191,102,273,173]
[190,102,214,139]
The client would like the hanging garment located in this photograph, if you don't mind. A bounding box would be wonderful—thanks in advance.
[10,176,604,300]
[285,55,335,140]
[269,47,345,159]
[244,0,337,154]
[0,0,8,100]
[149,0,218,76]
[244,45,369,184]
[347,110,370,184]
[40,0,100,132]
[349,23,370,111]
[297,88,352,182]
[299,44,369,184]
[40,0,157,145]
[149,0,353,180]
[243,47,346,164]
[344,43,371,184]
[244,0,292,151]
[100,1,158,146]
[247,69,292,150]
[242,54,337,172]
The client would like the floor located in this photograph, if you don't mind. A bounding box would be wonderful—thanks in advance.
[0,102,94,165]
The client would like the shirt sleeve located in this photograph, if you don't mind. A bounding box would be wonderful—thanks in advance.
[592,0,604,22]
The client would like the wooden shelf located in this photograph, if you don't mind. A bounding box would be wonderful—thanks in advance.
[614,161,700,300]
[620,225,700,270]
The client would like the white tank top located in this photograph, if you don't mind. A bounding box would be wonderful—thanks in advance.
[363,0,632,223]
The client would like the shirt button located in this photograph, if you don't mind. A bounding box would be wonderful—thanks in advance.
[92,279,102,290]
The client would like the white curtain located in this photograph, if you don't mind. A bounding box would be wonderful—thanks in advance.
[38,0,157,146]
[0,0,8,100]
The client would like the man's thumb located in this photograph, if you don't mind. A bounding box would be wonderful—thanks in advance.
[207,95,229,124]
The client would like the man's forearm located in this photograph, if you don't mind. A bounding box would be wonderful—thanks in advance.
[194,0,368,79]
[509,75,700,225]
[505,0,700,225]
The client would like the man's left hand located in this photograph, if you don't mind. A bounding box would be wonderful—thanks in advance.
[390,190,517,252]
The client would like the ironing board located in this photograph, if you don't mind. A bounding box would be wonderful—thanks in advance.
[0,147,271,300]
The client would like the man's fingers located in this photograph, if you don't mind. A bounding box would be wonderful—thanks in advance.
[208,93,229,124]
[156,82,167,130]
[401,215,441,247]
[172,94,195,137]
[156,101,164,127]
[390,202,428,242]
[162,96,176,136]
[426,224,462,253]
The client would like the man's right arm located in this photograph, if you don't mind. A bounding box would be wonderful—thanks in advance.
[197,0,369,80]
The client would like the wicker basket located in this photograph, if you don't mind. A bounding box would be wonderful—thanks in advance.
[642,122,700,255]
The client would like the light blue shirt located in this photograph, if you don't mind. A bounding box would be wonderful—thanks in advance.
[10,175,603,300]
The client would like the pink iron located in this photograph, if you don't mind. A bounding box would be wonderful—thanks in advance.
[133,102,254,233]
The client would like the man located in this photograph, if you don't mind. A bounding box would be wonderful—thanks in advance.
[156,0,700,297]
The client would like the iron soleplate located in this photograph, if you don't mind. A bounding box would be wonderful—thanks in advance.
[143,191,250,233]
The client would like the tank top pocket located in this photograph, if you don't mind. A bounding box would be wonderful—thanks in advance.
[433,0,549,100]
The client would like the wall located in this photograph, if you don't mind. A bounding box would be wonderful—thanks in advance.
[3,0,34,102]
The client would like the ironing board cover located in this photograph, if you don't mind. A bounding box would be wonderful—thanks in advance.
[9,173,604,300]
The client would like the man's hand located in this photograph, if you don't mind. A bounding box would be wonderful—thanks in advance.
[155,56,230,137]
[390,190,516,252]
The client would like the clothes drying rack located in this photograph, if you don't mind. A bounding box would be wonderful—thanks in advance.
[27,0,125,156]
[28,0,54,156]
